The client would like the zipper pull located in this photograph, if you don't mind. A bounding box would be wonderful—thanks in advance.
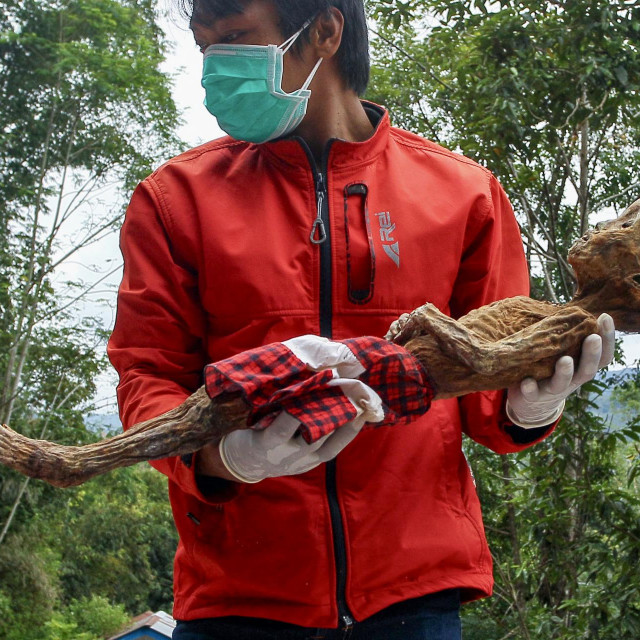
[341,614,354,629]
[310,211,326,244]
[310,174,327,245]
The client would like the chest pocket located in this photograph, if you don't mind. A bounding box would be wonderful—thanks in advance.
[344,182,375,304]
[334,178,463,317]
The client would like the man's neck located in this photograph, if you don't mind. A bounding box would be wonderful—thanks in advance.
[293,91,375,164]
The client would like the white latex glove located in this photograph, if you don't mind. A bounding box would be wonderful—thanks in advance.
[506,314,615,427]
[218,335,385,483]
[219,410,363,483]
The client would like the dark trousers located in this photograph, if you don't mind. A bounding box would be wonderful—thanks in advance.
[172,589,462,640]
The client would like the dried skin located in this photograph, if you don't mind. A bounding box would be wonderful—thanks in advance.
[1,199,639,487]
[0,388,248,487]
[388,198,640,398]
[391,298,597,398]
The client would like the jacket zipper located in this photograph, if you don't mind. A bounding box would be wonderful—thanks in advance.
[299,139,354,630]
[326,458,355,629]
[314,169,332,338]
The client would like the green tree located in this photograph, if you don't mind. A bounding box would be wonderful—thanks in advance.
[0,465,177,640]
[0,0,182,635]
[369,0,640,301]
[43,595,129,640]
[0,533,59,640]
[368,1,640,637]
[611,370,640,424]
[0,0,181,424]
[0,0,181,544]
[45,466,178,614]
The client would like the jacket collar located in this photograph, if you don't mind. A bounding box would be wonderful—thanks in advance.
[260,101,390,172]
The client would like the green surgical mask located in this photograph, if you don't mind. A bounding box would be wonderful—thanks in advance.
[201,18,323,144]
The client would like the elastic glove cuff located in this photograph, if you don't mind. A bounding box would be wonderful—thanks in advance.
[218,434,263,484]
[505,398,565,429]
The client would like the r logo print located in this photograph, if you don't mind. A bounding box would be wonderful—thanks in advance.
[375,211,400,268]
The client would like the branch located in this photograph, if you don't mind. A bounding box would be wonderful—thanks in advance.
[368,26,453,91]
[0,298,602,487]
[587,114,612,166]
[555,132,582,203]
[37,263,123,323]
[541,167,572,299]
[44,212,123,276]
[594,181,640,209]
[55,174,103,232]
[578,89,590,235]
[505,155,574,279]
[416,100,442,143]
[540,258,561,304]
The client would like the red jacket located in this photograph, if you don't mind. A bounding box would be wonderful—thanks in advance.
[108,104,552,627]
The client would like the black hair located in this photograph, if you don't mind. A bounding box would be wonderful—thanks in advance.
[178,0,370,95]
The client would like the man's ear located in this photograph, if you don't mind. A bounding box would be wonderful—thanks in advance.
[309,7,344,59]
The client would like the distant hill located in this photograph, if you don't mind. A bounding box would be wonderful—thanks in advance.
[594,367,639,428]
[84,413,122,435]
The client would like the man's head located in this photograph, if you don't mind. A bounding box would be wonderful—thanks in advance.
[178,0,369,95]
[569,198,640,332]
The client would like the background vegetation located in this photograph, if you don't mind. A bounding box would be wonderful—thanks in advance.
[369,1,640,637]
[0,0,638,638]
[0,0,180,637]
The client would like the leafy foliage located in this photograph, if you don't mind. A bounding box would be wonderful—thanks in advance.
[611,369,640,425]
[0,0,182,433]
[0,466,176,640]
[0,0,181,530]
[46,467,177,613]
[0,0,181,635]
[369,0,640,302]
[368,1,640,637]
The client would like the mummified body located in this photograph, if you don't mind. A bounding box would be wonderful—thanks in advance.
[389,197,640,396]
[1,199,639,487]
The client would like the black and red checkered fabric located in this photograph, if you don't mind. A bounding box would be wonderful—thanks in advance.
[342,336,435,426]
[204,336,434,443]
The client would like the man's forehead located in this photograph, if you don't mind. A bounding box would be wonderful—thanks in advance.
[190,0,249,27]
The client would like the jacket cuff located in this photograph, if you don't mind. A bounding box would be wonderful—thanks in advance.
[504,421,556,445]
[182,452,243,504]
[501,394,562,446]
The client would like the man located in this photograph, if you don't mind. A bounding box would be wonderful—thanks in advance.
[107,1,615,638]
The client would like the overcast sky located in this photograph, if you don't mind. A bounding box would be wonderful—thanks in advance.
[161,9,225,147]
[84,10,639,413]
[70,11,224,413]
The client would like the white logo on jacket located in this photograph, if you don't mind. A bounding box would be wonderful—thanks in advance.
[375,211,400,268]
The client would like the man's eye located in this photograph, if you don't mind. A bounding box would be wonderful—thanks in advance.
[221,31,243,44]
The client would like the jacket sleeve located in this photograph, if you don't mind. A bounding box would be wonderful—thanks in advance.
[107,178,239,504]
[449,172,559,454]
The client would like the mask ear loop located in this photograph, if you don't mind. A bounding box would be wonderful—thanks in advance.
[280,15,317,54]
[280,14,323,91]
[300,58,323,91]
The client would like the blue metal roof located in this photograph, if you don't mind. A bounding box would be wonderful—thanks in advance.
[113,629,169,640]
[108,611,175,640]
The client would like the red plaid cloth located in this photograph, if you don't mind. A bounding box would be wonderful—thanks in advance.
[342,336,435,426]
[204,336,434,443]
